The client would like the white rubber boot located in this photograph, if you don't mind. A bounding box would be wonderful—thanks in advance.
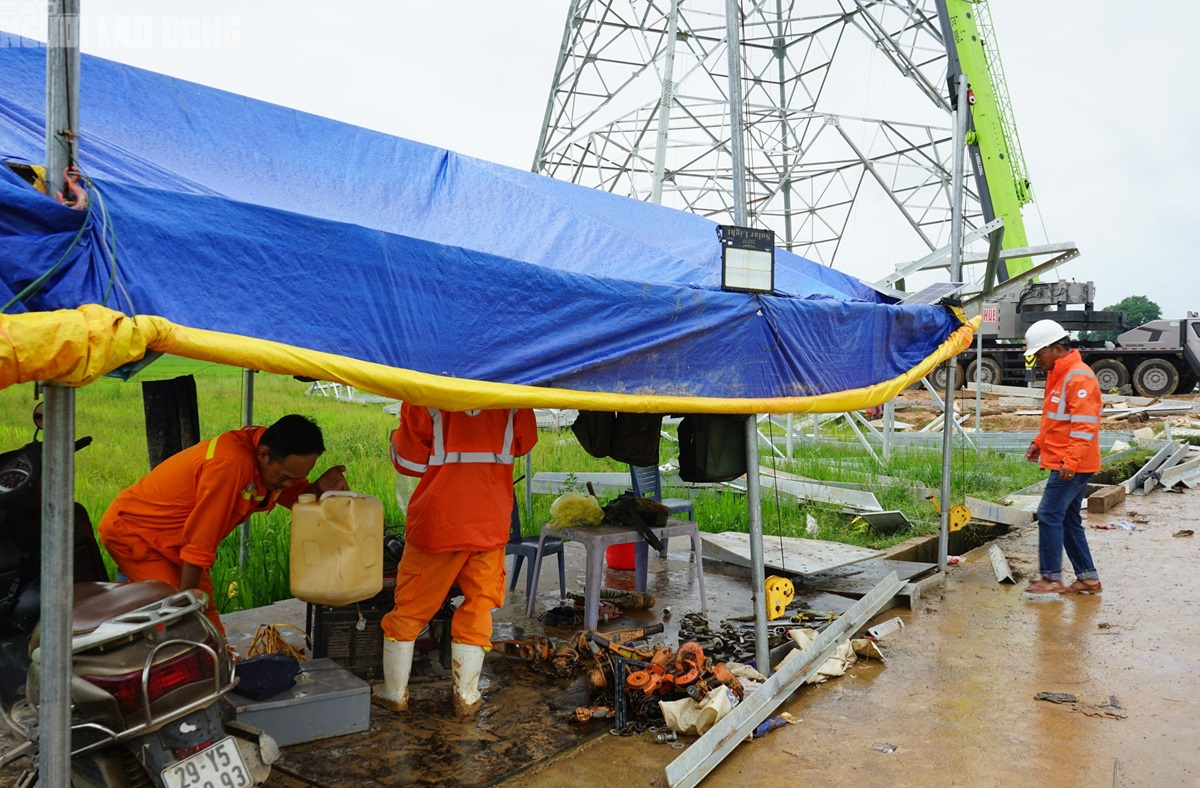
[373,639,414,712]
[451,643,485,717]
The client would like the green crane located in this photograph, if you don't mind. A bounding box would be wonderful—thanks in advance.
[936,0,1033,283]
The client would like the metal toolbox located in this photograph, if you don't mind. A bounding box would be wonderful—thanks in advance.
[225,658,369,746]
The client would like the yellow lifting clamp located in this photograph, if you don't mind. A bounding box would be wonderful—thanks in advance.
[926,495,971,532]
[765,576,795,621]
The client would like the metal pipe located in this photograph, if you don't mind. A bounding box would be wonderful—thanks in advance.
[938,72,969,573]
[41,4,80,783]
[937,365,956,572]
[975,327,983,432]
[239,369,255,568]
[525,453,533,524]
[725,0,766,675]
[774,0,793,248]
[725,0,748,225]
[40,384,75,785]
[883,399,894,464]
[650,0,681,204]
[744,415,770,676]
[45,0,80,196]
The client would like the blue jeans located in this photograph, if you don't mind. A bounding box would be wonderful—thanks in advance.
[1036,470,1098,581]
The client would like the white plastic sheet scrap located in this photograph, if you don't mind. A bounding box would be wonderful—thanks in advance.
[782,629,885,684]
[725,662,768,694]
[660,687,737,735]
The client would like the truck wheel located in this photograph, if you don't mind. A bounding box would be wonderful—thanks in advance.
[965,357,1003,387]
[1091,359,1129,392]
[929,361,963,391]
[1132,358,1180,397]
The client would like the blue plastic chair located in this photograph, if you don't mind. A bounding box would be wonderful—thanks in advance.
[629,464,695,558]
[506,501,565,599]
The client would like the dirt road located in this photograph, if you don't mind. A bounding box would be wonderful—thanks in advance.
[511,485,1200,788]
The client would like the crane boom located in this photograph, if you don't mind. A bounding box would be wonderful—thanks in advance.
[936,0,1033,282]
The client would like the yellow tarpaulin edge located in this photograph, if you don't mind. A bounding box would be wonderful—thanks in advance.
[1,305,980,414]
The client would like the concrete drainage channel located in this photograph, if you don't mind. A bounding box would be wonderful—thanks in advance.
[885,523,1011,565]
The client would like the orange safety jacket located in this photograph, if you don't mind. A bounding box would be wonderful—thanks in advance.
[99,427,308,570]
[1033,349,1102,473]
[391,406,538,553]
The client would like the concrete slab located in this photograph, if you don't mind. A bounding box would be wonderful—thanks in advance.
[794,558,939,600]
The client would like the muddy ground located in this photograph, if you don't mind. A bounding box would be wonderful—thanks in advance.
[2,482,1196,786]
[508,486,1200,788]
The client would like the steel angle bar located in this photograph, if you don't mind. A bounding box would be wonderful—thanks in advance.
[843,413,883,467]
[665,572,904,788]
[877,218,1004,288]
[919,378,977,449]
[1142,442,1191,495]
[754,415,787,460]
[755,474,882,512]
[1125,441,1180,494]
[988,544,1015,584]
[849,410,884,441]
[1159,455,1200,486]
[961,247,1080,309]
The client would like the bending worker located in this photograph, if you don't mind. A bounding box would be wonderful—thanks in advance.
[100,415,348,632]
[1021,319,1103,595]
[377,405,537,716]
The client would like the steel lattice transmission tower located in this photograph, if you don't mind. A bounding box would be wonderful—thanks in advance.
[532,0,994,279]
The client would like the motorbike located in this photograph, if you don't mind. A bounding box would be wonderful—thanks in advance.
[0,405,278,787]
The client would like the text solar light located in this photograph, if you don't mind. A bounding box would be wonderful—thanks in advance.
[717,225,775,294]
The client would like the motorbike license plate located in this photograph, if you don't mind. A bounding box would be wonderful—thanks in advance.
[161,736,253,788]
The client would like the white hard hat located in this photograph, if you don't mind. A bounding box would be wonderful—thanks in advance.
[1023,319,1069,355]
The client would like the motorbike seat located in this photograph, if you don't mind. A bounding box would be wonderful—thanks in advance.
[71,580,178,637]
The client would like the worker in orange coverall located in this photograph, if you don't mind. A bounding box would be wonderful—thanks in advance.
[377,405,537,716]
[100,415,348,633]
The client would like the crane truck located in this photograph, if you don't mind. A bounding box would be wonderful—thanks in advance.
[942,281,1200,396]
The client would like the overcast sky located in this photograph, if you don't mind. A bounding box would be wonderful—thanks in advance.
[11,0,1197,321]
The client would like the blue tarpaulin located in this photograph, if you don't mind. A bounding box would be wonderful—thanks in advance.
[0,37,971,411]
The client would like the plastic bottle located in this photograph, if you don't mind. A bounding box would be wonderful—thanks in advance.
[290,491,384,606]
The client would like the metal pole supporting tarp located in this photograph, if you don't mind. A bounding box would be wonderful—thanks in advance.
[40,3,81,783]
[937,72,968,573]
[975,327,983,432]
[40,385,75,785]
[724,0,770,676]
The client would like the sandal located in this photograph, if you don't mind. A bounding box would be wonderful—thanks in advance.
[1061,579,1102,594]
[1024,577,1066,594]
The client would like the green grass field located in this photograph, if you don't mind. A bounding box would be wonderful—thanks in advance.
[0,358,1046,612]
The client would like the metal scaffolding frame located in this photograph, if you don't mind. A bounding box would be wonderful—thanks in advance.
[533,0,995,277]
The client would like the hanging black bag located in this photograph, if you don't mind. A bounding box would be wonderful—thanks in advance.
[572,411,663,466]
[678,414,748,483]
[609,413,663,466]
[571,411,617,459]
